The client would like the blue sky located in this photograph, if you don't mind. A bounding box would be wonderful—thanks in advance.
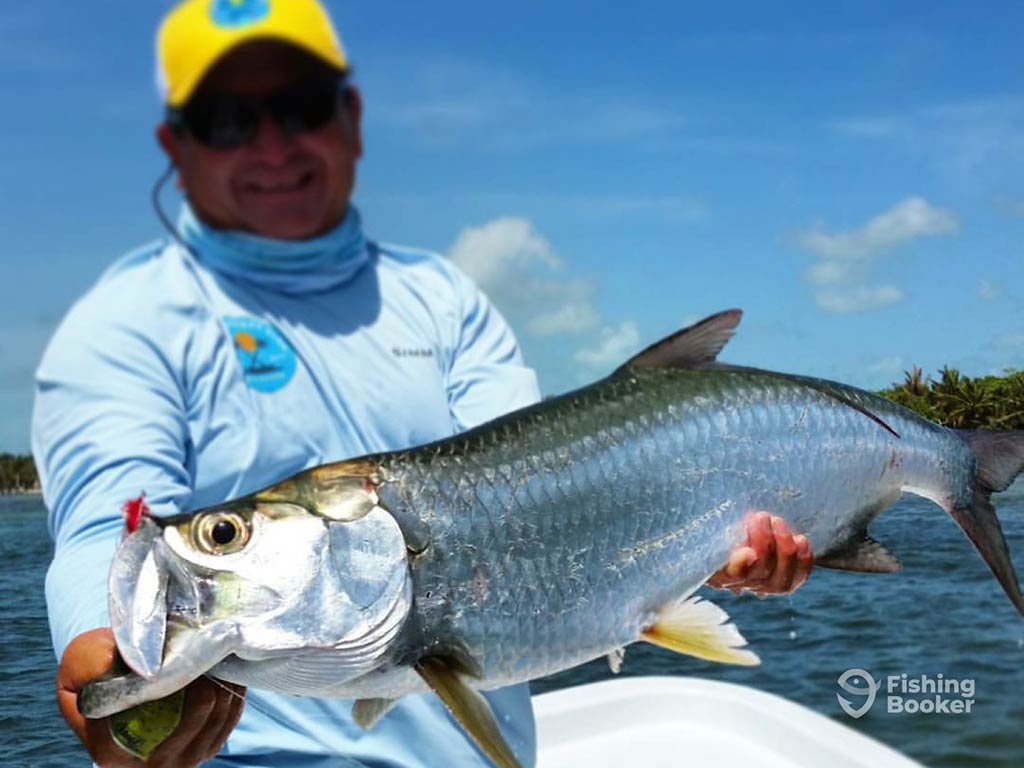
[2,1,1023,451]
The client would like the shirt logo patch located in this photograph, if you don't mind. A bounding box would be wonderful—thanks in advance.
[209,0,270,28]
[223,316,296,393]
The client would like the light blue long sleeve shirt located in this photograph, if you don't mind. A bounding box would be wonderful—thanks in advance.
[33,204,541,767]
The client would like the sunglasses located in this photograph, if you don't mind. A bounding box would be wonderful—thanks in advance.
[166,75,349,149]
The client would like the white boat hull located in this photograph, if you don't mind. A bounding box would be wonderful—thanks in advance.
[533,677,921,768]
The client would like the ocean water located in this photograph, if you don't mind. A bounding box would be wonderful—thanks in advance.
[2,486,1023,767]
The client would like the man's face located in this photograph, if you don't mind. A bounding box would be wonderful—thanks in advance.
[158,42,362,240]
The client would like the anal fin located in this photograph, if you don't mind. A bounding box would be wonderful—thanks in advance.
[352,697,397,729]
[415,656,522,768]
[817,532,901,573]
[641,595,759,666]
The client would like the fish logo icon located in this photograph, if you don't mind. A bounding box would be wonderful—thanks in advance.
[837,668,878,719]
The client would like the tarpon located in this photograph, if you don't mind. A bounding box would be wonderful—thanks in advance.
[79,310,1024,768]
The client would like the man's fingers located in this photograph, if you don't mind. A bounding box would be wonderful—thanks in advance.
[707,511,814,596]
[147,680,217,767]
[724,546,757,580]
[792,534,813,591]
[746,512,776,581]
[763,516,799,593]
[56,628,145,767]
[56,686,88,746]
[56,628,117,742]
[195,680,246,760]
[202,684,245,760]
[179,681,233,765]
[707,546,757,588]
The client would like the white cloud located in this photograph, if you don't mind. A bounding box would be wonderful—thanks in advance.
[447,217,651,382]
[794,197,958,314]
[978,279,1000,302]
[447,217,600,338]
[574,322,641,368]
[796,197,958,263]
[527,301,600,336]
[449,217,561,288]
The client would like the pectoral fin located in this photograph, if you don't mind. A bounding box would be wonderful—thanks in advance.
[352,697,397,729]
[641,595,760,666]
[415,656,522,768]
[817,532,901,573]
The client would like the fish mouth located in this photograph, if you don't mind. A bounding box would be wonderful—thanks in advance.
[78,618,242,719]
[81,500,415,719]
[79,518,242,719]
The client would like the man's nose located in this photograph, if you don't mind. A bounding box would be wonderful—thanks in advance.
[250,111,293,161]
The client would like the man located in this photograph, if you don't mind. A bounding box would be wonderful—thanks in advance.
[35,1,812,766]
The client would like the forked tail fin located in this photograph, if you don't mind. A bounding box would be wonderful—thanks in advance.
[954,430,1024,616]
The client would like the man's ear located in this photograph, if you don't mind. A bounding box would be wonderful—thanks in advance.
[342,85,363,159]
[156,123,180,161]
[155,123,185,189]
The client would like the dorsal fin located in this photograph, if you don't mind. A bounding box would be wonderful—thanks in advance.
[613,309,900,440]
[617,309,742,373]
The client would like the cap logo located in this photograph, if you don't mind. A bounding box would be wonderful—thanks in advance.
[210,0,271,28]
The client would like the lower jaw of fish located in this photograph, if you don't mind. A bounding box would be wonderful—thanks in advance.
[79,618,241,720]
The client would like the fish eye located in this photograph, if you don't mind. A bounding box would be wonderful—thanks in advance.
[192,510,251,555]
[212,519,237,545]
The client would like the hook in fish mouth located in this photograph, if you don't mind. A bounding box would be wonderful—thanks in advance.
[78,517,240,718]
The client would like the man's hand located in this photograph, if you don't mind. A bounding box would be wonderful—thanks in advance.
[706,512,813,596]
[57,628,245,767]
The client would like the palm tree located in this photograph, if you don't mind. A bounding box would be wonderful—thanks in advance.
[903,365,930,397]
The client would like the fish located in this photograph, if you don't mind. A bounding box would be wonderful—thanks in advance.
[79,309,1024,768]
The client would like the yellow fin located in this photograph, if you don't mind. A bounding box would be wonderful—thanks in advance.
[641,595,760,666]
[415,657,522,768]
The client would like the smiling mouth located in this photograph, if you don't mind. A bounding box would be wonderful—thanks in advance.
[244,170,316,194]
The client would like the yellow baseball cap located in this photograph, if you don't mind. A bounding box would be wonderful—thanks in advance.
[157,0,348,107]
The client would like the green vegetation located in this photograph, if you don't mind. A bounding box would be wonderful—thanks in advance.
[0,453,39,494]
[880,367,1024,429]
